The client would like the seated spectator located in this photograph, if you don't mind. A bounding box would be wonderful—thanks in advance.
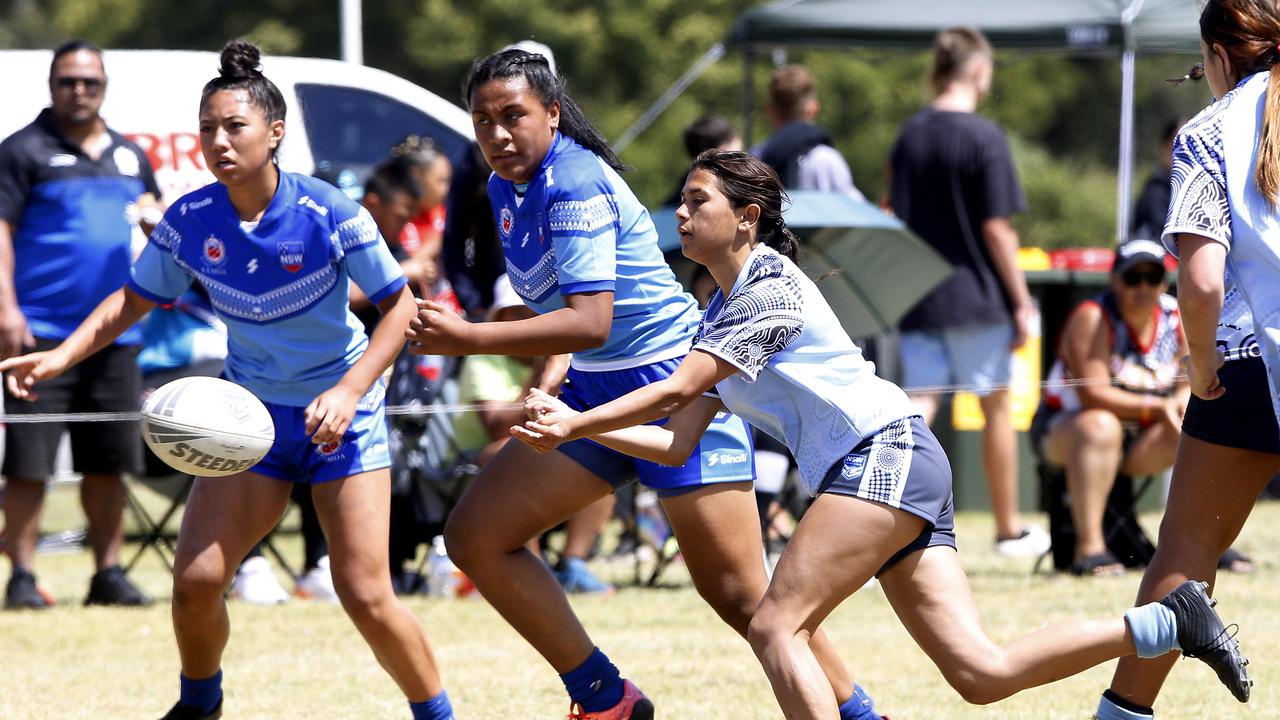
[454,276,613,594]
[663,115,742,207]
[1030,241,1251,575]
[752,64,866,199]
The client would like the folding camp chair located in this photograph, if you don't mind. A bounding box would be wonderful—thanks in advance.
[1034,462,1157,575]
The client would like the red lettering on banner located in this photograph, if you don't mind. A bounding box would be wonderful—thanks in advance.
[171,133,205,171]
[124,132,205,171]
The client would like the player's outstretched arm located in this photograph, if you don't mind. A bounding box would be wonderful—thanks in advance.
[407,290,614,357]
[0,286,155,400]
[515,387,722,466]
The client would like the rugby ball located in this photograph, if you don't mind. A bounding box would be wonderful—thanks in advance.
[140,376,275,477]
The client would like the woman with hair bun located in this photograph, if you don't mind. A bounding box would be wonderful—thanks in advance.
[0,40,453,720]
[1092,1,1280,718]
[514,150,1250,719]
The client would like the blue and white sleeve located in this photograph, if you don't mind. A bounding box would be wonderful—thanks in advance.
[692,260,804,382]
[547,180,618,296]
[128,216,193,304]
[337,206,407,305]
[1163,121,1231,255]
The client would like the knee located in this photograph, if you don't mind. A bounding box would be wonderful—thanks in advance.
[939,657,1017,705]
[746,605,797,658]
[332,568,393,624]
[442,512,485,572]
[172,560,230,609]
[1072,409,1124,449]
[697,579,761,633]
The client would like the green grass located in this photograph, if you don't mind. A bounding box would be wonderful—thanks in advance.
[3,482,1278,719]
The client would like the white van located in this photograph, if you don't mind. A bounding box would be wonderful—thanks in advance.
[0,49,475,202]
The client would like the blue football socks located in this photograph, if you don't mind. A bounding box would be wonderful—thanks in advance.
[1125,602,1179,658]
[410,690,454,720]
[838,683,879,720]
[179,670,222,714]
[1095,690,1154,719]
[560,647,625,712]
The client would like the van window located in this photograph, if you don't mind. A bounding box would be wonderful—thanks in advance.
[296,84,468,170]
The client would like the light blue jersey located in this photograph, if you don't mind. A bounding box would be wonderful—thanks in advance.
[128,171,406,407]
[487,133,700,369]
[694,245,918,495]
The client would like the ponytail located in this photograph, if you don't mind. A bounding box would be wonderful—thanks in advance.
[1199,0,1280,204]
[1259,65,1280,205]
[463,49,627,173]
[689,150,800,263]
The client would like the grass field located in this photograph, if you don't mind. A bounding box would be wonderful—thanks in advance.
[3,482,1279,720]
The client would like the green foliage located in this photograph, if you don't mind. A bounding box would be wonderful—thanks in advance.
[0,0,1216,248]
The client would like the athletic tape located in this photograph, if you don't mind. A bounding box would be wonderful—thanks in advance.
[0,374,1190,424]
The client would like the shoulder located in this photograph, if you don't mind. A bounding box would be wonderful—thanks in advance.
[1172,94,1237,176]
[725,251,806,314]
[0,119,46,163]
[106,129,150,160]
[545,139,615,200]
[291,173,361,220]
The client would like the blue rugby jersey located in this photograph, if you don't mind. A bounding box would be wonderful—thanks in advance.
[487,133,700,369]
[128,171,406,406]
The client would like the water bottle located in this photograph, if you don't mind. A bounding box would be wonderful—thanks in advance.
[426,536,459,598]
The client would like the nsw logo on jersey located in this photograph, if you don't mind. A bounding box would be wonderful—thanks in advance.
[278,241,305,272]
[499,207,514,239]
[203,235,227,266]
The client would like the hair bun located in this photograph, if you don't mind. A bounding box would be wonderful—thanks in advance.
[218,39,262,80]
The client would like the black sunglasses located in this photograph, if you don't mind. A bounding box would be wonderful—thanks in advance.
[1120,266,1166,287]
[1165,63,1205,86]
[54,76,103,91]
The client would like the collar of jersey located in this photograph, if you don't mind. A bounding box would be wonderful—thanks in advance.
[211,166,294,235]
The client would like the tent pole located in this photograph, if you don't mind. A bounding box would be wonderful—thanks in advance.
[1116,49,1136,244]
[743,46,755,147]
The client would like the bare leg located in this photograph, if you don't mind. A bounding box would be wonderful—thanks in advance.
[312,469,443,701]
[880,546,1133,704]
[2,478,44,570]
[80,473,126,570]
[1042,409,1125,569]
[979,389,1022,540]
[562,494,616,560]
[747,494,924,718]
[443,440,613,672]
[908,392,940,426]
[662,483,855,704]
[171,472,292,679]
[1106,434,1279,707]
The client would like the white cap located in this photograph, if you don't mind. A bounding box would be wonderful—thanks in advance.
[489,274,525,319]
[504,39,557,76]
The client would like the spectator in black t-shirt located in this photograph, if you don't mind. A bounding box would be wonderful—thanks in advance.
[752,65,866,199]
[888,27,1047,558]
[1130,116,1187,241]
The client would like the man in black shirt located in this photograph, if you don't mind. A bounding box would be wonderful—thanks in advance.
[889,27,1047,557]
[0,40,160,609]
[1130,117,1186,241]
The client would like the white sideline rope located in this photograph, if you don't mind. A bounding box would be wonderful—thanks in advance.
[0,373,1197,424]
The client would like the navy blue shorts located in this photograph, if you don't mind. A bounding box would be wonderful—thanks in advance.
[558,357,755,497]
[1182,357,1280,455]
[818,416,957,575]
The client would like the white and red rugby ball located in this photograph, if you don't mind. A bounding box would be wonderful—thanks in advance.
[140,376,275,477]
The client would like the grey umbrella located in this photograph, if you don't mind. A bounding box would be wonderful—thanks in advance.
[652,190,952,337]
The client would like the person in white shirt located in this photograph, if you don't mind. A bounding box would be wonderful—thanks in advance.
[1092,2,1280,718]
[513,150,1249,719]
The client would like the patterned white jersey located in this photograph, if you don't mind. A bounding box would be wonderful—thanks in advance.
[693,244,916,495]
